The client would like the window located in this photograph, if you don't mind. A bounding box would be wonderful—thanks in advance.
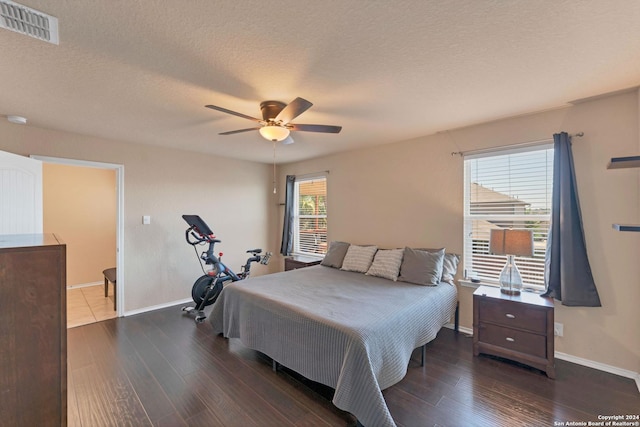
[294,176,327,256]
[463,145,553,289]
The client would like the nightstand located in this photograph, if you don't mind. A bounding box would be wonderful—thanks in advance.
[284,255,322,271]
[473,285,556,378]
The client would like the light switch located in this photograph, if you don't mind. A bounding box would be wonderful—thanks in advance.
[142,215,151,225]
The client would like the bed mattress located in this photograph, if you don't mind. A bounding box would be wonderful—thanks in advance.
[209,265,457,427]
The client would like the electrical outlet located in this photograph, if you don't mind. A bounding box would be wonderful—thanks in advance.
[554,322,564,337]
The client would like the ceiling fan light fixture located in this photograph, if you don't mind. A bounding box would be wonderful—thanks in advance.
[259,125,290,142]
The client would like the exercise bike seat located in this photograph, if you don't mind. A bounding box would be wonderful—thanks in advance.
[246,248,262,254]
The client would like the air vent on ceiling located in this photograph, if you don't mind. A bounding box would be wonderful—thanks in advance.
[0,0,58,44]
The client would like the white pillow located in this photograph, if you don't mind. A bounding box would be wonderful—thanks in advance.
[341,245,378,273]
[441,253,460,284]
[366,248,404,281]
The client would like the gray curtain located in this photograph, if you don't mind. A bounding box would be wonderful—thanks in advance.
[280,175,296,255]
[542,132,601,306]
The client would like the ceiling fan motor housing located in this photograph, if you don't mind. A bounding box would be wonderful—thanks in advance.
[260,100,286,122]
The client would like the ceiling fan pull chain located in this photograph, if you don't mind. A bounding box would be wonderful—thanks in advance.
[272,141,277,194]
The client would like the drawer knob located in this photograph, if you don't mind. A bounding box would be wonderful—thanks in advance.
[505,313,516,319]
[506,337,515,342]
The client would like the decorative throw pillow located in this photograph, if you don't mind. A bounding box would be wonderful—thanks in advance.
[366,248,404,281]
[321,241,350,268]
[398,247,445,286]
[341,245,378,273]
[441,253,460,283]
[412,247,460,283]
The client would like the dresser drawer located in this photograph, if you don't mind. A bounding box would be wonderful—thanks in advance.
[477,297,547,334]
[478,323,547,358]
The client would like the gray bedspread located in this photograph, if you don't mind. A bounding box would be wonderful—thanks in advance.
[209,265,457,427]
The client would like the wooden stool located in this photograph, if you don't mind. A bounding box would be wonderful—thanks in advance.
[102,268,116,311]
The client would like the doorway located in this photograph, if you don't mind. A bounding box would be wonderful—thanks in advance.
[32,156,124,324]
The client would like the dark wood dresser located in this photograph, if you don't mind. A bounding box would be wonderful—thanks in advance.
[473,285,555,378]
[284,255,322,271]
[0,234,67,426]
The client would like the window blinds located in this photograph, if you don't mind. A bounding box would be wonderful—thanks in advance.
[294,177,327,255]
[463,145,553,288]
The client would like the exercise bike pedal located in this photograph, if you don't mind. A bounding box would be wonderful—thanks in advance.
[181,305,207,323]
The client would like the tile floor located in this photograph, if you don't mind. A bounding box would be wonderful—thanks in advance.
[67,284,117,328]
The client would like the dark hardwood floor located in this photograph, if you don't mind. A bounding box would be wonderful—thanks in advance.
[68,305,639,427]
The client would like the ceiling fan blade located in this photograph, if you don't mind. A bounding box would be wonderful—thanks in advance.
[275,97,313,124]
[219,127,261,135]
[289,124,342,133]
[282,136,295,145]
[205,105,261,122]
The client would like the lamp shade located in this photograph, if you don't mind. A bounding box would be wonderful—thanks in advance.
[489,229,534,256]
[259,125,290,142]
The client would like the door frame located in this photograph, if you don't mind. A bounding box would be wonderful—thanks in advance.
[32,155,125,317]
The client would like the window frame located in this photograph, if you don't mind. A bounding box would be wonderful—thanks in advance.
[463,143,553,291]
[292,174,328,257]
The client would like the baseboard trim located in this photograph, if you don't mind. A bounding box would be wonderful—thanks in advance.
[444,323,473,335]
[444,325,639,393]
[67,281,103,289]
[123,298,193,317]
[555,351,640,393]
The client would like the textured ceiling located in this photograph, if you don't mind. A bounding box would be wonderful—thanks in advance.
[1,0,640,164]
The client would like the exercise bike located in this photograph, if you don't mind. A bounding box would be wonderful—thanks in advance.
[181,215,271,323]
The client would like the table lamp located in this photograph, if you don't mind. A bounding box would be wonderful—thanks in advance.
[489,229,534,295]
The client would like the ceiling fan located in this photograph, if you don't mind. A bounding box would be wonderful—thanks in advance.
[205,97,342,145]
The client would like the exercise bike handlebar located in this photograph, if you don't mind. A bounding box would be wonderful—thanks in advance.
[183,214,271,273]
[185,227,221,246]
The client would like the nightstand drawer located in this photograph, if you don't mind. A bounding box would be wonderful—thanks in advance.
[473,285,555,378]
[478,324,547,358]
[477,298,547,334]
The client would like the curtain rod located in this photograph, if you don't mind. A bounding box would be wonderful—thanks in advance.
[450,132,584,157]
[294,170,330,179]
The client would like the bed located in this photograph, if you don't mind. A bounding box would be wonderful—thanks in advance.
[209,260,458,427]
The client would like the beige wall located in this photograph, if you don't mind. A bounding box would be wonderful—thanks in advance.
[0,123,277,312]
[1,90,637,374]
[43,163,117,286]
[278,91,640,374]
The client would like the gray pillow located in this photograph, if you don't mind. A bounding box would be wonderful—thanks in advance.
[321,241,350,268]
[398,247,445,286]
[413,247,460,283]
[341,245,378,273]
[366,248,404,281]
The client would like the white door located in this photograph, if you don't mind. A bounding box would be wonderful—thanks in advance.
[0,150,43,234]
